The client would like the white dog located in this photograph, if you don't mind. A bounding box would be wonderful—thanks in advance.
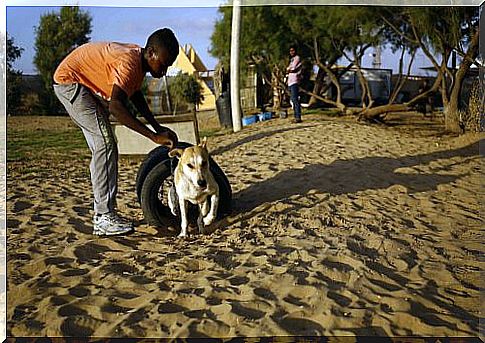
[168,138,219,237]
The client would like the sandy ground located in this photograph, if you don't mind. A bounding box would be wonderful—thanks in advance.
[6,113,483,338]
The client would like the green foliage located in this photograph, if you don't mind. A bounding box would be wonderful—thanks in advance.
[210,6,383,69]
[34,6,92,115]
[6,34,24,114]
[7,34,23,70]
[210,6,232,68]
[19,93,43,115]
[381,7,478,56]
[170,72,204,111]
[210,5,478,119]
[408,7,476,55]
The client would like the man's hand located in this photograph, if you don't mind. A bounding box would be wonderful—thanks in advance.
[151,128,178,149]
[110,86,178,149]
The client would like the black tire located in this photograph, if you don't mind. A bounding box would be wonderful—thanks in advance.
[138,145,232,228]
[136,142,232,204]
[135,142,190,202]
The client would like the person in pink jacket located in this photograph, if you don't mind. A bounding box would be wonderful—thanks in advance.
[286,45,302,123]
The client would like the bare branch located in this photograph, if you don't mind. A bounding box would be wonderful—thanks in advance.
[313,36,321,66]
[390,48,415,104]
[381,15,418,45]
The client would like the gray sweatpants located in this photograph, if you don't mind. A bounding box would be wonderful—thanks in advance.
[54,83,118,215]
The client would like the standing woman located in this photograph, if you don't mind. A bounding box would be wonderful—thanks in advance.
[286,45,303,123]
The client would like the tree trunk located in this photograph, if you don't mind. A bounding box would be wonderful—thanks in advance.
[318,63,347,113]
[440,62,450,110]
[444,29,479,133]
[360,73,443,120]
[308,68,326,107]
[444,101,461,133]
[356,68,374,109]
[389,49,416,104]
[300,88,346,112]
[359,103,410,120]
[271,68,283,111]
[192,106,200,144]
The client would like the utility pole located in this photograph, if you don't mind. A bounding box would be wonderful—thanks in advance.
[372,45,381,69]
[163,75,172,114]
[230,0,242,132]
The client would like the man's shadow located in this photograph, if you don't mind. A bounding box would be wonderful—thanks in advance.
[231,140,481,214]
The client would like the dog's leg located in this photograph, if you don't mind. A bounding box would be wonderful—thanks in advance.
[201,199,210,217]
[203,192,219,226]
[197,204,205,234]
[168,185,179,217]
[178,199,189,238]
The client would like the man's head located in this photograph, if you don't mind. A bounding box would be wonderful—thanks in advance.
[289,45,297,57]
[144,28,179,78]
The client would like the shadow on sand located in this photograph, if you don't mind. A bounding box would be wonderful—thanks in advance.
[211,124,317,156]
[232,140,481,213]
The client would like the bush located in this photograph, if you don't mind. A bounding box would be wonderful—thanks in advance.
[19,93,43,115]
[170,72,204,113]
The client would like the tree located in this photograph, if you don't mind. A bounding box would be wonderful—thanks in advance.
[399,7,478,132]
[289,6,381,112]
[283,6,347,110]
[210,6,379,113]
[211,6,293,111]
[6,34,24,115]
[170,72,204,114]
[210,5,479,133]
[34,6,92,114]
[360,6,479,133]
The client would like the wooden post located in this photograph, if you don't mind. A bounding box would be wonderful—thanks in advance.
[164,75,172,114]
[192,107,200,144]
[230,0,242,132]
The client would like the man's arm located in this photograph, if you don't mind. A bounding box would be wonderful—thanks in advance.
[287,56,302,74]
[130,90,165,133]
[109,85,178,148]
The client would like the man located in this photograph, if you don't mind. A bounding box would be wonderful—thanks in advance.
[53,28,179,236]
[286,45,302,123]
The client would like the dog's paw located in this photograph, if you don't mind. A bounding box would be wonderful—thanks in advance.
[177,231,188,238]
[203,215,215,226]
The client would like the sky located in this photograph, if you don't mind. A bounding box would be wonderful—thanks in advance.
[5,4,456,77]
[6,6,222,74]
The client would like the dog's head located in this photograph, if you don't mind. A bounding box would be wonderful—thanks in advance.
[168,137,211,189]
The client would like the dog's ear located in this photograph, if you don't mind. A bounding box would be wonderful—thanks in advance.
[200,136,208,149]
[168,148,183,159]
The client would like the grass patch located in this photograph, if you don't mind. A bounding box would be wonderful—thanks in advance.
[7,128,90,162]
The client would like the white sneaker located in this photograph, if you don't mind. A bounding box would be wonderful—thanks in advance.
[93,212,133,236]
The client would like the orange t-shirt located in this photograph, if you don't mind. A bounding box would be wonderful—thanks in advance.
[53,42,145,100]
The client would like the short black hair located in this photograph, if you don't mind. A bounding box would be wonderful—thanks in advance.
[146,28,179,63]
[289,45,297,51]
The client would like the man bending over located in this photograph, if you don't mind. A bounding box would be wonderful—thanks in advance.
[53,28,179,236]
